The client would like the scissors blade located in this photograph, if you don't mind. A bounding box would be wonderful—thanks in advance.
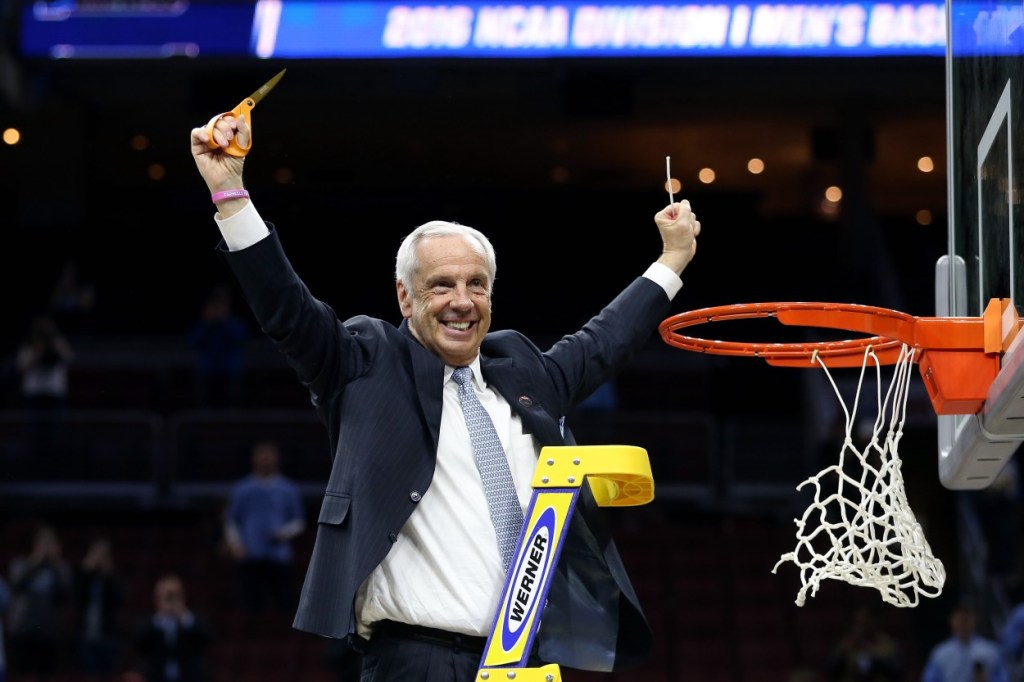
[247,68,287,107]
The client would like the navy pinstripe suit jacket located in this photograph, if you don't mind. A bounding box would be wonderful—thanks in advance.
[219,225,671,672]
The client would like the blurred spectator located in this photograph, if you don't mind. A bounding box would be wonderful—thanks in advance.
[47,259,97,338]
[186,284,248,410]
[133,574,213,682]
[826,605,905,681]
[575,378,620,412]
[922,602,1009,682]
[74,538,125,682]
[1000,599,1024,680]
[17,315,74,409]
[223,440,306,614]
[0,575,10,682]
[6,524,73,681]
[568,379,620,445]
[16,314,73,457]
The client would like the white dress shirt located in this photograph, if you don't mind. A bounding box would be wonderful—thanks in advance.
[356,359,539,637]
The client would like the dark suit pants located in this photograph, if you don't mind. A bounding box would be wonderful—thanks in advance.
[360,631,482,682]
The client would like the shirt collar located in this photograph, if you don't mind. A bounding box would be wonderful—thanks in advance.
[445,356,484,389]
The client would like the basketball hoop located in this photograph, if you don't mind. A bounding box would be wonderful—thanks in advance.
[659,299,1021,607]
[660,300,1020,415]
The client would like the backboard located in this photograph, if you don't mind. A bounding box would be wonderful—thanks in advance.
[940,0,1024,488]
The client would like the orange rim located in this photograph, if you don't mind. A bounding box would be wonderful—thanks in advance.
[660,300,1009,368]
[659,302,920,367]
[660,300,1017,413]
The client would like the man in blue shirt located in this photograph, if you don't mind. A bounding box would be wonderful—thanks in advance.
[224,440,306,614]
[1000,601,1024,680]
[922,603,1009,682]
[0,576,10,682]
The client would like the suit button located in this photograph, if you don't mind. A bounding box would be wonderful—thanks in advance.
[518,395,534,407]
[388,532,398,543]
[410,491,422,502]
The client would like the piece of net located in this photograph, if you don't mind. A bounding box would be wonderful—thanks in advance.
[772,342,946,607]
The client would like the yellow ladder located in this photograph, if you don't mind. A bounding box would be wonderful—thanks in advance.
[477,445,656,682]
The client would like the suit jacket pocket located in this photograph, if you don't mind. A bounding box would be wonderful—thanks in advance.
[318,492,351,527]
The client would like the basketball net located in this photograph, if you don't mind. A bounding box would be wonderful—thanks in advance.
[772,342,946,607]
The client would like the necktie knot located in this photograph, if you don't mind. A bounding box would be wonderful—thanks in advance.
[452,366,472,386]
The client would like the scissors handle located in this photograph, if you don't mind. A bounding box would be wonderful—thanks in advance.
[205,97,256,158]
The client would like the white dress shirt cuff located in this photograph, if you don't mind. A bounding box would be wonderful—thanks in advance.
[643,262,683,300]
[215,200,270,251]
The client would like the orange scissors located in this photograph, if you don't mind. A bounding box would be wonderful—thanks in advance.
[205,68,286,158]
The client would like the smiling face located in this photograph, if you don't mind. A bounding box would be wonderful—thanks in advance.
[397,234,492,367]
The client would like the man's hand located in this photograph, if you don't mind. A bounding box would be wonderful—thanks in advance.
[654,200,701,276]
[191,115,250,211]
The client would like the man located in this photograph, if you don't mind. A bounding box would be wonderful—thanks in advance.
[186,284,249,410]
[133,574,213,682]
[922,603,1009,682]
[826,605,904,682]
[0,575,9,682]
[223,440,306,614]
[1001,599,1024,680]
[190,113,700,681]
[6,524,72,680]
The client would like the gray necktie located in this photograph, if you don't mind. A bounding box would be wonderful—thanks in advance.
[452,366,524,570]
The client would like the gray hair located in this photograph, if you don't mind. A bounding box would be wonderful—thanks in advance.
[395,220,497,291]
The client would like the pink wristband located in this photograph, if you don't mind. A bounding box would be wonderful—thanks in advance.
[211,189,249,203]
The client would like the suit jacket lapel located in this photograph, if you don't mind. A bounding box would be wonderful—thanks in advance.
[401,320,444,451]
[481,355,563,446]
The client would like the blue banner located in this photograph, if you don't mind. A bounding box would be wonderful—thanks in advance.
[20,0,948,59]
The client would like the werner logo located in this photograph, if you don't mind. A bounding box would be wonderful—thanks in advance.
[500,506,555,651]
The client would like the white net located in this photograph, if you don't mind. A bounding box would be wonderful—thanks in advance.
[772,342,946,607]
